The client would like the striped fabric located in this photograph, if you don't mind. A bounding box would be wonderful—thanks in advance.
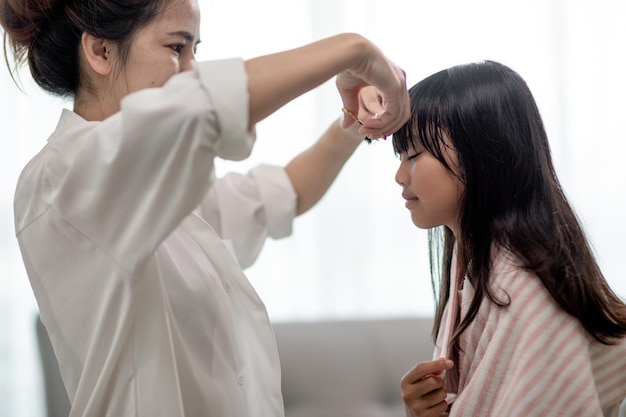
[434,249,626,417]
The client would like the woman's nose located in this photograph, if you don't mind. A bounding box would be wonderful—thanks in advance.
[180,55,196,73]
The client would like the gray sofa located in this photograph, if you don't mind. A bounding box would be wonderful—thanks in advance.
[33,316,626,417]
[36,316,434,417]
[273,318,434,417]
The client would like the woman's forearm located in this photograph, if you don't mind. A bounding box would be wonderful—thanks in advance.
[244,33,370,127]
[285,120,363,215]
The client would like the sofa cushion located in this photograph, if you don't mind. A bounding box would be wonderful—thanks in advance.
[272,317,434,417]
[286,401,405,417]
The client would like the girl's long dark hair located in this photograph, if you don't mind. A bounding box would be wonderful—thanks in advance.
[393,60,626,346]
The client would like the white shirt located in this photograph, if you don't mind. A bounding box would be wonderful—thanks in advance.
[14,59,296,417]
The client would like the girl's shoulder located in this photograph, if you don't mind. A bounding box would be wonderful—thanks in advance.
[488,247,566,318]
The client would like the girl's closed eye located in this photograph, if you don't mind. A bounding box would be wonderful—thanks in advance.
[407,143,425,160]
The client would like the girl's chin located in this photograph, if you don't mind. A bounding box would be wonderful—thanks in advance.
[410,215,442,230]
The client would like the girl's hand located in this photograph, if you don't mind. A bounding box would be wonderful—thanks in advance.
[401,358,454,417]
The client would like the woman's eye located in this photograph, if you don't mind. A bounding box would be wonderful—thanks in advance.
[170,44,184,54]
[407,152,421,160]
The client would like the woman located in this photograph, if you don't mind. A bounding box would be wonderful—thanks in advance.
[0,0,409,415]
[394,61,626,417]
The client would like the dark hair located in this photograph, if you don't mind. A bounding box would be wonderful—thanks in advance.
[393,60,626,347]
[1,0,166,96]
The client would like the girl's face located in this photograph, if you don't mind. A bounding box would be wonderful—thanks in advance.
[115,0,201,96]
[395,135,465,235]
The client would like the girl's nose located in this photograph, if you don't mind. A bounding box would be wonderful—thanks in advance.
[395,160,407,186]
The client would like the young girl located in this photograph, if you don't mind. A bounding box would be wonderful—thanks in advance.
[394,61,626,417]
[1,0,409,416]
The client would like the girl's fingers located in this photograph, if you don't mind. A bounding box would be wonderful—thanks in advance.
[402,358,454,385]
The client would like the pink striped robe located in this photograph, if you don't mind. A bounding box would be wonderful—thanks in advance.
[434,249,626,417]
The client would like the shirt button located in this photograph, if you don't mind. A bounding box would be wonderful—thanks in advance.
[223,282,231,293]
[237,374,245,385]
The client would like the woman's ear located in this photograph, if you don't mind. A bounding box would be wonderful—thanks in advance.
[80,32,116,76]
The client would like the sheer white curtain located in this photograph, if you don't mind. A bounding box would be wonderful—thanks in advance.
[201,0,626,319]
[1,1,625,415]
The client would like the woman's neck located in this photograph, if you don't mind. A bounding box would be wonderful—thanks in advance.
[73,89,119,121]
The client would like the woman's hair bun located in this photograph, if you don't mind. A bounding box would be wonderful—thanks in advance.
[2,0,164,97]
[1,0,65,58]
[1,0,79,95]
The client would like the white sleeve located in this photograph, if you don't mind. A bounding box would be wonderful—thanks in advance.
[197,164,297,269]
[49,59,255,273]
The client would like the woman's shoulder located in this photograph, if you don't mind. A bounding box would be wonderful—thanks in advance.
[14,110,102,232]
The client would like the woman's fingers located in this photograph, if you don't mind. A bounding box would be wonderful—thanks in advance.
[358,85,384,116]
[362,63,409,139]
[335,45,409,139]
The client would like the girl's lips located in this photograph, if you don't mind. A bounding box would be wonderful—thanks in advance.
[403,194,419,208]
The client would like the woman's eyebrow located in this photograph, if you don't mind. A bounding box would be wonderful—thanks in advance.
[167,30,194,41]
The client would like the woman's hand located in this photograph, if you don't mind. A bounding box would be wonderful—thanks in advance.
[245,33,409,134]
[341,85,393,141]
[401,358,454,417]
[336,39,409,140]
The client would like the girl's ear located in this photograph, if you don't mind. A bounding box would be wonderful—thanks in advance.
[80,32,117,76]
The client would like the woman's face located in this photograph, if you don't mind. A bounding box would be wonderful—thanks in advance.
[395,135,464,234]
[116,0,201,96]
